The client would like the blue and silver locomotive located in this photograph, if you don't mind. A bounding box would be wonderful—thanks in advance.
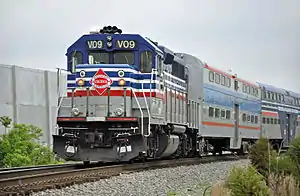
[53,26,300,163]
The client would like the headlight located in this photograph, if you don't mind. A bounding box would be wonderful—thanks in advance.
[118,79,126,86]
[118,70,125,77]
[77,79,85,86]
[72,108,80,116]
[115,108,124,116]
[107,42,112,47]
[107,35,112,41]
[79,70,86,78]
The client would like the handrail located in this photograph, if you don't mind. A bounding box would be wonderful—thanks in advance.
[131,87,143,135]
[142,80,151,137]
[56,68,70,116]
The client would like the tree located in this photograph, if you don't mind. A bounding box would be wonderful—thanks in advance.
[248,138,276,180]
[0,116,62,168]
[0,116,12,134]
[286,135,300,182]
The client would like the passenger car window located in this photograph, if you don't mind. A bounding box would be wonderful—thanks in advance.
[215,74,220,84]
[209,71,214,82]
[215,108,220,118]
[221,75,225,86]
[255,116,258,124]
[242,114,247,122]
[208,107,214,117]
[221,110,226,118]
[226,78,231,87]
[226,110,231,119]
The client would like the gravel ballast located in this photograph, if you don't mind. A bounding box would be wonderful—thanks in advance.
[31,159,250,196]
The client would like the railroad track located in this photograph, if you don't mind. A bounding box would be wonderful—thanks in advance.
[0,154,247,196]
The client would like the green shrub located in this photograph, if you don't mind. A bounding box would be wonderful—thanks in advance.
[270,155,296,176]
[225,166,270,196]
[0,116,62,168]
[248,138,276,179]
[286,135,300,182]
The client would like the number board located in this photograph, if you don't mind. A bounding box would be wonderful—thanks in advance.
[86,40,103,49]
[115,40,136,49]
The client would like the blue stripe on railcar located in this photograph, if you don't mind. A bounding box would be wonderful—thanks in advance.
[204,83,261,102]
[204,84,261,113]
[67,74,76,80]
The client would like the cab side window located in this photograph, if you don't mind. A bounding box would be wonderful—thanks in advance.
[157,55,163,76]
[69,51,83,73]
[140,51,153,73]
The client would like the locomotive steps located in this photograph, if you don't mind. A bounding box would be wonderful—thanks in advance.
[0,154,247,196]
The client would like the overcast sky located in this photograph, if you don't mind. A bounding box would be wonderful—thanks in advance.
[0,0,299,92]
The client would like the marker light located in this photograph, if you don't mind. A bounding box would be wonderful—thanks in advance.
[118,79,126,86]
[118,70,125,77]
[77,79,85,86]
[79,70,86,78]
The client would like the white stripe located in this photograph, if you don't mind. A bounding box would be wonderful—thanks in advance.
[67,88,161,93]
[76,67,138,73]
[75,77,159,84]
[262,105,278,110]
[262,100,300,110]
[164,80,186,90]
[66,88,188,97]
[68,79,186,92]
[76,67,159,75]
[262,105,299,113]
[166,88,186,97]
[71,77,186,91]
[163,71,186,83]
[262,110,277,114]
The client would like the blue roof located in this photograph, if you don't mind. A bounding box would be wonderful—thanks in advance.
[256,82,287,95]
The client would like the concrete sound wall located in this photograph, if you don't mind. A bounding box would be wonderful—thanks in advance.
[0,64,67,147]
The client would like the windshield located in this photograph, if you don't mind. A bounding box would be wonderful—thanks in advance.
[88,51,134,64]
[88,52,109,64]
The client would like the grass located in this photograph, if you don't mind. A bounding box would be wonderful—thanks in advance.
[168,175,300,196]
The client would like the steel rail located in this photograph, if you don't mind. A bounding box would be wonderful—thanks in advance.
[0,154,247,195]
[0,163,81,180]
[0,162,81,172]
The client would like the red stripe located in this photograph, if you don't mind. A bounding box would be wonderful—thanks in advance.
[203,121,260,131]
[106,117,137,121]
[262,111,278,117]
[57,117,85,121]
[204,64,233,78]
[67,89,187,101]
[204,64,258,88]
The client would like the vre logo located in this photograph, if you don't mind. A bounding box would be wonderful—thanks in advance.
[89,69,113,95]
